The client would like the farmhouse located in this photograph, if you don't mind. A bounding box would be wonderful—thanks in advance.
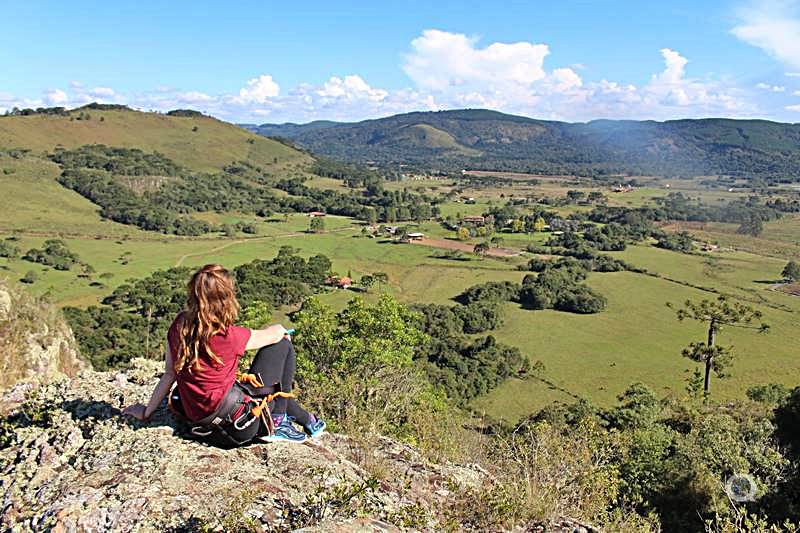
[406,232,425,241]
[325,275,352,289]
[462,215,485,224]
[308,211,326,217]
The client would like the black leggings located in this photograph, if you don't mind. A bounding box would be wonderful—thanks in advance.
[248,338,312,427]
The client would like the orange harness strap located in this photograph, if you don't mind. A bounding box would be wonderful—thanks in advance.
[251,391,297,436]
[237,372,264,388]
[251,391,296,418]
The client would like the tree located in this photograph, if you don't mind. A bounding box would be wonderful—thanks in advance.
[309,216,325,233]
[394,226,408,242]
[221,224,237,237]
[372,272,389,289]
[239,300,272,329]
[671,296,769,398]
[566,190,585,204]
[737,214,764,237]
[363,208,378,225]
[473,242,490,256]
[456,227,470,241]
[21,270,38,284]
[533,216,547,232]
[360,275,375,291]
[490,236,504,248]
[782,260,800,282]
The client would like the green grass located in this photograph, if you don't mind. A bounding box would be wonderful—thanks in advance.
[3,214,797,425]
[0,110,309,173]
[474,266,800,422]
[3,110,798,425]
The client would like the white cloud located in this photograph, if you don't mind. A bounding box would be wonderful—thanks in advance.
[787,104,800,111]
[756,82,786,91]
[794,90,800,96]
[44,88,68,105]
[236,74,280,103]
[178,91,213,103]
[10,29,776,123]
[316,75,388,102]
[732,1,800,70]
[90,86,116,97]
[787,72,800,77]
[403,29,549,91]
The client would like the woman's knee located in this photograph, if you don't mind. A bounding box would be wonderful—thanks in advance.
[255,337,292,358]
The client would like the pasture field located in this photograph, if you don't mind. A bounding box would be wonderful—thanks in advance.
[664,215,800,260]
[2,119,797,425]
[4,212,797,425]
[474,246,800,422]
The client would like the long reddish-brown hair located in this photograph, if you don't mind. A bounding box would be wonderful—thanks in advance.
[175,264,240,373]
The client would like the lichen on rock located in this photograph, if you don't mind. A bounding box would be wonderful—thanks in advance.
[0,279,85,390]
[0,359,487,532]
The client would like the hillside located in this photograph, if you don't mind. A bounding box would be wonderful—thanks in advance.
[0,358,601,532]
[248,109,800,181]
[1,106,310,173]
[0,106,314,237]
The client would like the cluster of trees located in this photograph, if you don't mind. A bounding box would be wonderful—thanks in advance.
[276,178,439,223]
[655,231,695,253]
[507,380,800,531]
[65,248,332,369]
[2,106,70,116]
[784,261,800,281]
[50,143,445,235]
[165,109,205,117]
[22,239,86,271]
[411,300,532,402]
[0,239,20,258]
[57,168,212,235]
[519,258,608,313]
[312,157,382,189]
[51,145,181,177]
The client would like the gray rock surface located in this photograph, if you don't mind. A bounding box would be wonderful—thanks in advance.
[0,359,489,532]
[0,280,85,390]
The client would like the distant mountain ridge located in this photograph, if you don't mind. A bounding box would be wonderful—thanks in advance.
[245,109,800,182]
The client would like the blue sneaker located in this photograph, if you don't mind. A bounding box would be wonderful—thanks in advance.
[304,414,326,438]
[259,416,307,444]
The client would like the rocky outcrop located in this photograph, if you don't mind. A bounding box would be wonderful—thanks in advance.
[0,280,85,390]
[0,359,491,532]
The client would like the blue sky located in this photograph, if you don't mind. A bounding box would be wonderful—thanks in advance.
[2,0,800,123]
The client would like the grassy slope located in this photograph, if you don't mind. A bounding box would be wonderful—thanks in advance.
[474,243,800,422]
[0,110,309,173]
[0,109,311,236]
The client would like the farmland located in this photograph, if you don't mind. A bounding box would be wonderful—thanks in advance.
[2,107,799,426]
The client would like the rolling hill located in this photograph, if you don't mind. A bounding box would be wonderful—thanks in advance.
[246,109,800,181]
[0,105,313,236]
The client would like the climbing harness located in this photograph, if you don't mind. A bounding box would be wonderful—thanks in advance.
[169,371,296,446]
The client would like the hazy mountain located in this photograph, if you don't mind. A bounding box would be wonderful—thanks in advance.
[247,109,800,181]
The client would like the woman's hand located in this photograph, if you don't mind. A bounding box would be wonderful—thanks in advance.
[246,324,290,350]
[122,403,149,421]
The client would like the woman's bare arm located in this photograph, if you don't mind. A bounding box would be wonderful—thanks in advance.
[245,324,289,351]
[122,344,177,421]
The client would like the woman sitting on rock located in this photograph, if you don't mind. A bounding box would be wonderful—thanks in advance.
[123,263,325,446]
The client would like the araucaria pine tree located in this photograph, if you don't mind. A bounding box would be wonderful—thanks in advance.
[670,296,769,399]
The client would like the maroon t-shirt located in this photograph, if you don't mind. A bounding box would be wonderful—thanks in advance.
[168,314,251,422]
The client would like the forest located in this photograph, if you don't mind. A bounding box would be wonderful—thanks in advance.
[251,109,800,182]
